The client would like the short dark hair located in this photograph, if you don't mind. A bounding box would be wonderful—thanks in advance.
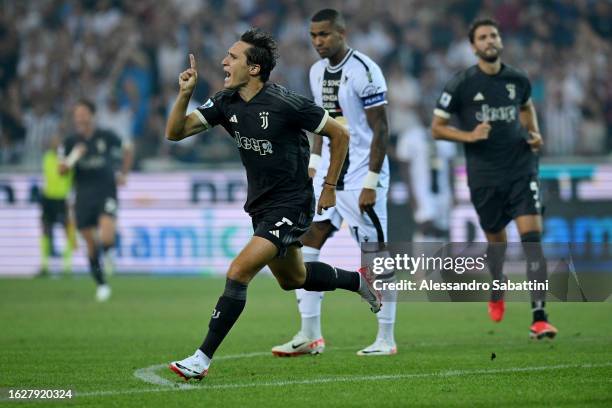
[311,8,346,30]
[240,28,278,83]
[74,99,96,114]
[468,18,500,43]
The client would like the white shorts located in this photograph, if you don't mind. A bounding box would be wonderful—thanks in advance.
[313,187,388,243]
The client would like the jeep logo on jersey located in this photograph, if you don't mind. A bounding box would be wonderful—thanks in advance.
[475,104,517,123]
[233,131,273,155]
[506,84,516,100]
[259,111,269,129]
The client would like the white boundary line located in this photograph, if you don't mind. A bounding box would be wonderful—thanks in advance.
[73,361,612,398]
[133,351,270,391]
[133,337,612,391]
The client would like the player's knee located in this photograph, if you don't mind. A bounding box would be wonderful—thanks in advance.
[521,231,541,243]
[227,261,252,283]
[276,274,303,291]
[301,222,332,248]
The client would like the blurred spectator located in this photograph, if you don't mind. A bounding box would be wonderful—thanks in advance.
[97,94,134,146]
[22,94,60,169]
[0,0,609,171]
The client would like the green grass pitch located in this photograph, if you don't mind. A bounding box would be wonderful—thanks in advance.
[1,276,611,407]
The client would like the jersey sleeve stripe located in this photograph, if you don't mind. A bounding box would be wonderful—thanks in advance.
[352,53,371,73]
[433,108,451,119]
[314,109,329,134]
[193,109,211,128]
[364,100,388,109]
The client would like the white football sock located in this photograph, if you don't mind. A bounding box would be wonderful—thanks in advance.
[376,287,397,343]
[297,246,323,339]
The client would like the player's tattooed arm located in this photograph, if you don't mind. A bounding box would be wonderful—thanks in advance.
[316,116,349,214]
[431,115,490,143]
[365,105,389,174]
[166,54,208,141]
[360,105,389,211]
[520,99,543,152]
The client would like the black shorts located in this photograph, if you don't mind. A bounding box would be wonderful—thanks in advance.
[252,202,314,258]
[75,194,118,229]
[41,197,68,225]
[469,175,541,233]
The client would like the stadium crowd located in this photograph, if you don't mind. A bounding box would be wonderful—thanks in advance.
[0,0,610,170]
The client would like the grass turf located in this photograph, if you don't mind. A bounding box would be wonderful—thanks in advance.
[0,276,611,407]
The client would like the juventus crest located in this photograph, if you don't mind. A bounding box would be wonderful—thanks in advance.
[259,111,269,129]
[506,84,516,100]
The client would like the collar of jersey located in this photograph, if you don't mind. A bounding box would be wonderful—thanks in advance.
[475,62,506,77]
[326,48,354,73]
[230,83,269,103]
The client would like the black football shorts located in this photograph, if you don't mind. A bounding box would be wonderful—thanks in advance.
[75,193,118,229]
[469,175,542,233]
[252,201,314,258]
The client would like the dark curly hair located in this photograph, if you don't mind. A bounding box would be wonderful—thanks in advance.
[468,18,500,44]
[240,28,278,82]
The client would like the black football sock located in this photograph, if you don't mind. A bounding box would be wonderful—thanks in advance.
[522,231,548,321]
[302,262,360,292]
[88,254,106,285]
[486,242,507,301]
[199,278,247,359]
[531,300,547,322]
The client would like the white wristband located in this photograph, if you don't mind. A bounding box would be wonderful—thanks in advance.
[363,171,379,189]
[308,154,322,170]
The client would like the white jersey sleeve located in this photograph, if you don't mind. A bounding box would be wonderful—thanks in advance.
[351,57,388,109]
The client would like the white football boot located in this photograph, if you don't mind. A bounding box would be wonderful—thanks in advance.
[271,332,325,357]
[357,339,398,356]
[357,267,382,313]
[95,284,111,302]
[169,350,209,381]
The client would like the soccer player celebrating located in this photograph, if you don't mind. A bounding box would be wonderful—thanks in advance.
[59,100,132,302]
[166,28,381,381]
[272,9,397,357]
[431,18,557,339]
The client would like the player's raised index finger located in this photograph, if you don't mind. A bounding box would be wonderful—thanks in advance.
[189,54,196,69]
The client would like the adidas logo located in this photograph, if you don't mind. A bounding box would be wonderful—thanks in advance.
[473,92,485,101]
[269,230,279,238]
[229,114,238,123]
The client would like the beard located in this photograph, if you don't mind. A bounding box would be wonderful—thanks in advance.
[477,46,502,63]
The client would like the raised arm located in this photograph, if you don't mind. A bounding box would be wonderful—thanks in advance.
[166,54,208,141]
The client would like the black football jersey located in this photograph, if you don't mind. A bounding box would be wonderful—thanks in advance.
[62,129,122,197]
[196,83,328,215]
[434,63,537,188]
